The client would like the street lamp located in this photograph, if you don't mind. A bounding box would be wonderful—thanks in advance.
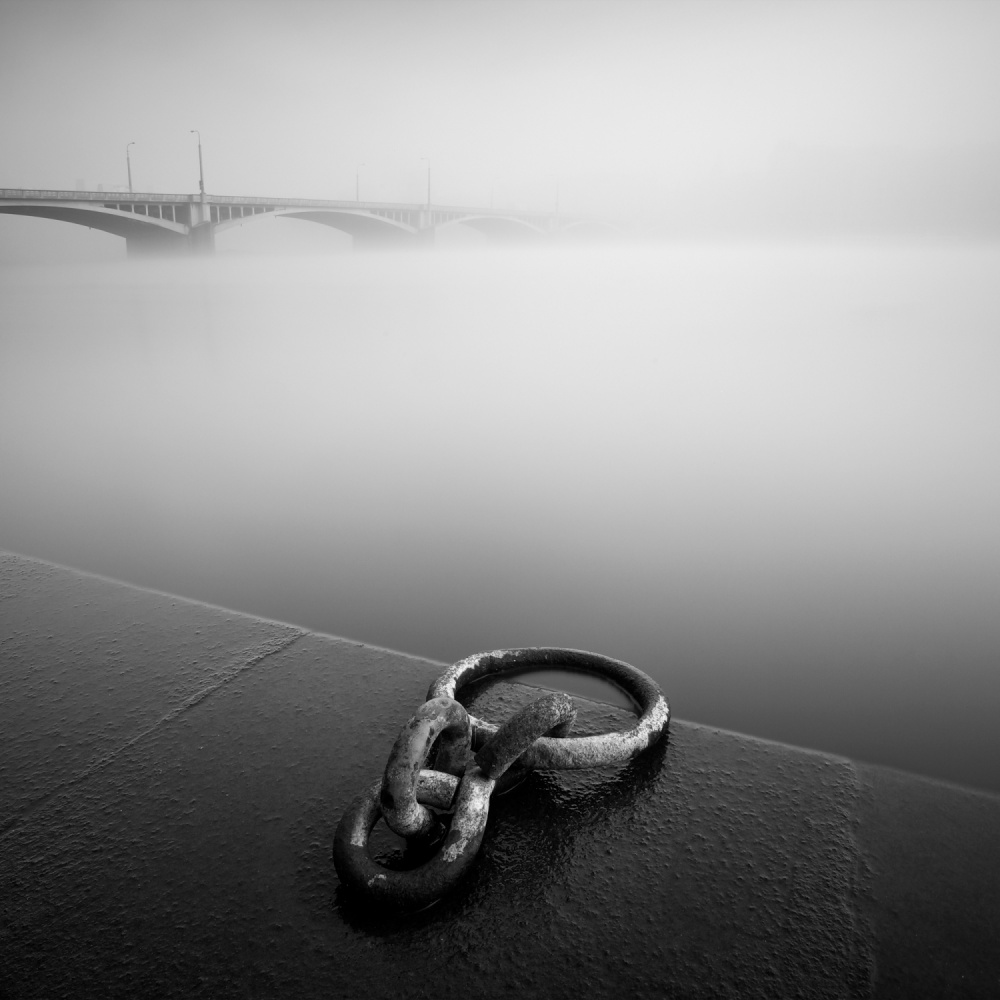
[420,157,431,207]
[126,142,135,195]
[356,163,365,203]
[189,130,205,196]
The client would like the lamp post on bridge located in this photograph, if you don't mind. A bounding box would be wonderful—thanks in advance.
[420,157,431,208]
[189,130,205,197]
[186,129,212,250]
[356,163,365,203]
[126,142,135,195]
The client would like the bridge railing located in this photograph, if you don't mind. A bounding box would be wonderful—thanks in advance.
[0,189,202,204]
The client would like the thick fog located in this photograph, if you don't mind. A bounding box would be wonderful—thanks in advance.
[2,0,1000,254]
[2,2,1000,793]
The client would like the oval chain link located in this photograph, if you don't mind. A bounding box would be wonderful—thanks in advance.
[474,691,576,780]
[380,696,471,840]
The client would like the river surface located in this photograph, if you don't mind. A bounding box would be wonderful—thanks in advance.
[2,241,999,792]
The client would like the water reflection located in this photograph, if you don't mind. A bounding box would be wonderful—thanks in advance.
[1,243,998,791]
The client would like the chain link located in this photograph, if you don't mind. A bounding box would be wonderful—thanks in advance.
[380,696,471,840]
[333,647,670,908]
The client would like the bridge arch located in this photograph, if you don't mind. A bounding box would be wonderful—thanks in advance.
[0,203,189,254]
[440,214,546,242]
[280,208,417,246]
[261,208,421,247]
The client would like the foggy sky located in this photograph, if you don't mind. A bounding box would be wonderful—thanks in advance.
[1,0,1000,234]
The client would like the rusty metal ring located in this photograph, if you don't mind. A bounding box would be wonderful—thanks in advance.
[380,696,471,839]
[334,767,494,909]
[475,691,577,780]
[427,648,669,771]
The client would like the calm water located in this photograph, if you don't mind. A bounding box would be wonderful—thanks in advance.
[2,242,999,792]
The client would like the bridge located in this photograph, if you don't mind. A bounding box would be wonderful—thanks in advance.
[0,189,614,256]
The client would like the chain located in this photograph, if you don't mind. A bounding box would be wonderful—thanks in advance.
[333,647,670,908]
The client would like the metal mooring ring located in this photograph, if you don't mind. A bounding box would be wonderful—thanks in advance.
[334,768,494,909]
[428,648,670,771]
[475,691,577,780]
[380,696,471,839]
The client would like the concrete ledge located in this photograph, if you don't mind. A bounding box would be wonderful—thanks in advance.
[1,552,998,998]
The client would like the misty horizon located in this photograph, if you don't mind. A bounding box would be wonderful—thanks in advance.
[3,0,1000,257]
[2,0,1000,795]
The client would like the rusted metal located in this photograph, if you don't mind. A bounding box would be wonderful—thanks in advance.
[333,768,495,909]
[379,696,471,839]
[335,648,670,907]
[430,647,670,770]
[475,691,576,780]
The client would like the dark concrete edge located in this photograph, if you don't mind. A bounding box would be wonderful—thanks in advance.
[0,548,443,669]
[8,547,1000,998]
[855,759,1000,803]
[7,547,998,806]
[0,550,847,766]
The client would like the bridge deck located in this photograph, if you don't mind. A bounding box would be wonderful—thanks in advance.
[0,188,557,222]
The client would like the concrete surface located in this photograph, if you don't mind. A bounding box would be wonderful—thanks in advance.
[1,551,998,998]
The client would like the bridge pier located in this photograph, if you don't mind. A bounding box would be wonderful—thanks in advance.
[125,230,188,258]
[188,222,215,255]
[186,200,215,254]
